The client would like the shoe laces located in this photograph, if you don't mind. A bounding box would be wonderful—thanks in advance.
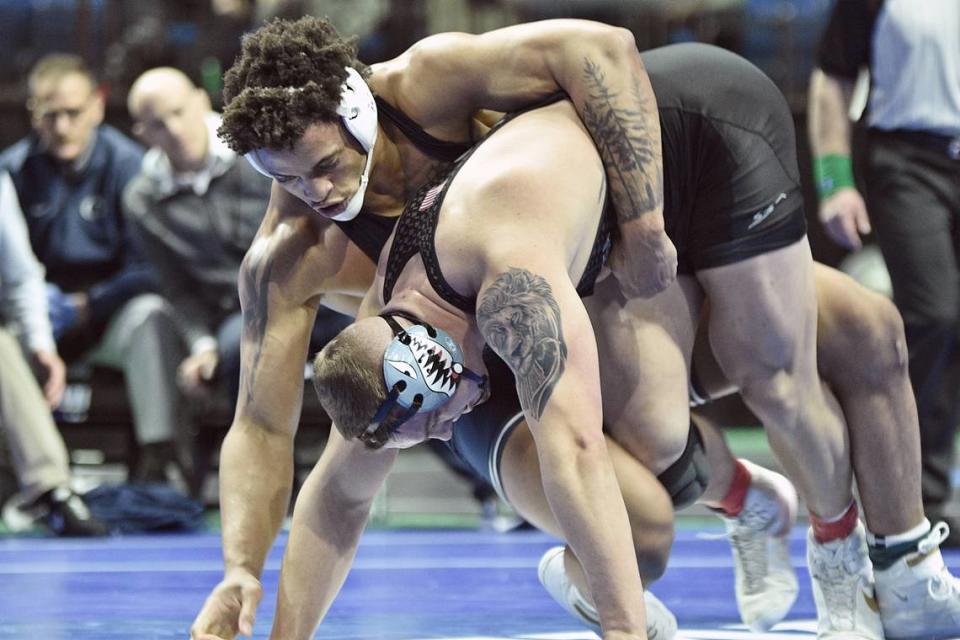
[724,488,780,595]
[919,522,960,602]
[727,492,780,594]
[812,535,866,628]
[729,526,768,593]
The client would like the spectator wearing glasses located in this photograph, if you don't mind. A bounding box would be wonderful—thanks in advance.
[0,54,186,485]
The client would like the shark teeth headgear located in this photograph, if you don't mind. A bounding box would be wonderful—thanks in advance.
[244,66,378,222]
[361,314,488,445]
[383,324,464,413]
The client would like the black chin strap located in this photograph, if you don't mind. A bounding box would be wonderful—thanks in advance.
[360,312,488,447]
[360,381,422,447]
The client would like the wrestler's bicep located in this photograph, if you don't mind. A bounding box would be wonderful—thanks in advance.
[236,256,317,436]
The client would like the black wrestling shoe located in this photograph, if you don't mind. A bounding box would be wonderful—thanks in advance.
[36,487,110,537]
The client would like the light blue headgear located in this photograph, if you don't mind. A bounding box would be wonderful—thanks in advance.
[244,67,378,222]
[360,313,488,445]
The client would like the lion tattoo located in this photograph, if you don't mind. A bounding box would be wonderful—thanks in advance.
[477,268,567,420]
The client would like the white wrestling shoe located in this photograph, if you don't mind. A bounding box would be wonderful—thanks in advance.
[722,459,799,631]
[874,521,960,640]
[807,521,884,639]
[537,545,677,639]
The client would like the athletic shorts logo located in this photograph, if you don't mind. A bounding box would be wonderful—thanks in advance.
[747,192,787,230]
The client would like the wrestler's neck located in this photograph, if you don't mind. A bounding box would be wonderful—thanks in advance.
[362,123,447,218]
[352,129,402,218]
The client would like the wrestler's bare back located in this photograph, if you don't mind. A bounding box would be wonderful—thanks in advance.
[368,99,609,334]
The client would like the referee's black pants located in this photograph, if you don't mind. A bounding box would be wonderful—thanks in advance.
[866,129,960,516]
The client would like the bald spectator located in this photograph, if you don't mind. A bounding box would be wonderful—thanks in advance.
[0,54,185,484]
[124,67,350,409]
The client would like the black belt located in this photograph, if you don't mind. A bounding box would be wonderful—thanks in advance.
[874,129,960,160]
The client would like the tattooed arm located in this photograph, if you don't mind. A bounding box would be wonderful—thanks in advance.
[396,19,676,297]
[478,267,647,640]
[192,187,360,640]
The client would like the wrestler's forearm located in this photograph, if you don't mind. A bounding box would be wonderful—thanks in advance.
[551,28,664,230]
[539,434,646,638]
[219,419,295,578]
[269,468,372,639]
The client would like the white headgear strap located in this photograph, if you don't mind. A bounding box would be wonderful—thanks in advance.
[244,67,378,222]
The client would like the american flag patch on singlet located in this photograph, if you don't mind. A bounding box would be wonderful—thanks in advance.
[419,181,446,211]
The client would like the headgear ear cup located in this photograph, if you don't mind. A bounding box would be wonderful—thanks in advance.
[336,67,378,153]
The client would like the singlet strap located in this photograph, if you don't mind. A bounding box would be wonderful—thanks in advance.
[332,213,399,264]
[375,96,472,162]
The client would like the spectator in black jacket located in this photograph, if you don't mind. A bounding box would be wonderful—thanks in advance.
[0,54,186,484]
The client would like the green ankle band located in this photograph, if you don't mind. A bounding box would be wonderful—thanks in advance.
[813,154,855,200]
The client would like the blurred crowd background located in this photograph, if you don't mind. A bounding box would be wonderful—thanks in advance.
[0,0,850,262]
[0,0,889,535]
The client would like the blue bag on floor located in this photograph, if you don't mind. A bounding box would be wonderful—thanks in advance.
[83,483,204,533]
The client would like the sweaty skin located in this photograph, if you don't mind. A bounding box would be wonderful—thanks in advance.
[265,100,647,639]
[193,19,674,640]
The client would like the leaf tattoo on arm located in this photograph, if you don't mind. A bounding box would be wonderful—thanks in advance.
[581,57,663,223]
[241,255,274,405]
[477,268,568,421]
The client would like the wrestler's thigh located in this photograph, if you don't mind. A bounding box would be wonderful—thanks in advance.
[696,237,818,385]
[583,274,703,472]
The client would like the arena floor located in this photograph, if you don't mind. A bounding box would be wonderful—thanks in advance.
[5,520,952,639]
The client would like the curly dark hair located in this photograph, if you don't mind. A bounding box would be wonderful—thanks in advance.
[219,16,370,154]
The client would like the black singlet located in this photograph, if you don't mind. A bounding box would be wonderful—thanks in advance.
[332,97,473,263]
[381,92,615,313]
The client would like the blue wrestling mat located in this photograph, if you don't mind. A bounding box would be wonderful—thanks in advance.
[1,523,954,639]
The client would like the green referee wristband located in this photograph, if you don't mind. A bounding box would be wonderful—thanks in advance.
[813,154,855,200]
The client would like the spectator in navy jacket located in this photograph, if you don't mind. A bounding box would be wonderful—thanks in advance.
[0,54,186,484]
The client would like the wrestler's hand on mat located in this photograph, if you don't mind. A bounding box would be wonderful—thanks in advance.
[819,187,871,251]
[190,569,262,639]
[609,221,678,298]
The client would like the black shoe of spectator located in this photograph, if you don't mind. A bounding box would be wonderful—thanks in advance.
[36,487,110,537]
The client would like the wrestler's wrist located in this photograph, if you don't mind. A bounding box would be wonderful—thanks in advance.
[224,563,260,580]
[618,206,665,231]
[813,154,855,200]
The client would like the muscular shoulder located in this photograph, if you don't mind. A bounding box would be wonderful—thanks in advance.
[458,103,603,219]
[373,33,482,135]
[239,200,353,312]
